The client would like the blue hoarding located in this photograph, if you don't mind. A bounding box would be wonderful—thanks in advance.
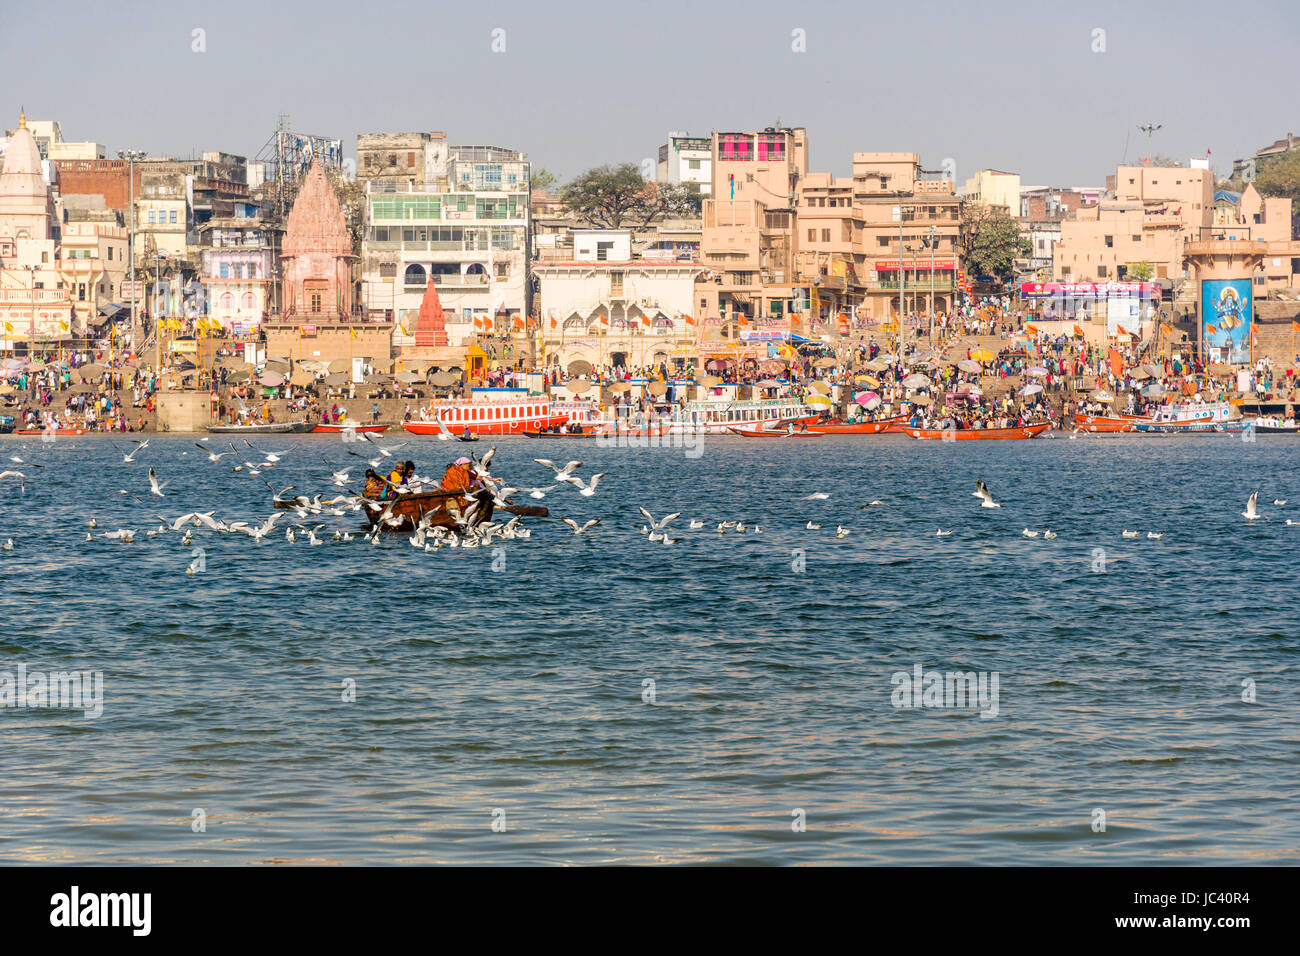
[1201,279,1251,364]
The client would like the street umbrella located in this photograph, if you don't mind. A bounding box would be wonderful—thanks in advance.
[24,360,45,371]
[865,358,890,372]
[757,378,783,387]
[364,373,392,385]
[264,358,291,372]
[289,369,316,387]
[567,359,592,377]
[431,371,459,387]
[861,375,880,388]
[804,394,832,407]
[862,396,881,410]
[1130,368,1152,381]
[1020,383,1044,395]
[1027,366,1048,377]
[226,369,250,383]
[1142,383,1166,398]
[605,381,631,394]
[260,371,285,387]
[813,357,838,369]
[809,380,831,395]
[957,359,981,373]
[647,381,668,397]
[565,380,591,396]
[1092,390,1114,402]
[902,373,930,388]
[299,360,330,374]
[970,348,995,362]
[1141,363,1161,376]
[911,394,932,406]
[324,371,349,386]
[397,371,422,384]
[854,390,879,406]
[700,374,721,387]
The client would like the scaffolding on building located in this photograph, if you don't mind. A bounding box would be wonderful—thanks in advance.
[254,114,344,220]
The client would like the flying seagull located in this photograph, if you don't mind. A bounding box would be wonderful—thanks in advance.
[974,479,1000,509]
[561,517,601,535]
[1242,491,1260,521]
[148,468,168,497]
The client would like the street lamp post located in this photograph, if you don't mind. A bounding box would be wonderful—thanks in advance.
[117,149,147,364]
[928,224,936,347]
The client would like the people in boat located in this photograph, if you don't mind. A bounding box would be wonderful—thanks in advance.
[362,468,385,499]
[386,460,415,494]
[462,426,472,439]
[440,456,479,493]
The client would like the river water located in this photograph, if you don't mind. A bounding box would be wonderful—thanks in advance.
[0,431,1296,864]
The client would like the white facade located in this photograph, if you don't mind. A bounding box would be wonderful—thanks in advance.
[657,132,712,196]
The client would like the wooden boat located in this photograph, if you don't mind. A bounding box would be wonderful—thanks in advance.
[207,421,311,434]
[1072,413,1148,433]
[311,422,390,434]
[902,422,1052,440]
[807,415,908,434]
[726,427,828,438]
[455,435,480,443]
[0,416,14,435]
[1247,424,1300,434]
[1135,419,1247,433]
[359,489,547,532]
[524,430,605,439]
[15,427,89,436]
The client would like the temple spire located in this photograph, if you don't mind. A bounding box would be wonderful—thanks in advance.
[18,108,26,129]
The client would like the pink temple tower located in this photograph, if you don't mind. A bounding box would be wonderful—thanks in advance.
[414,278,448,347]
[279,161,353,317]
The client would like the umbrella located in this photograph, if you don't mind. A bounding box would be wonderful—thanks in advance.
[756,378,783,387]
[567,359,592,377]
[324,371,349,386]
[605,381,631,394]
[808,380,831,395]
[854,390,879,405]
[647,381,668,397]
[1091,390,1114,402]
[364,373,392,385]
[431,371,459,387]
[911,394,932,406]
[1027,366,1048,377]
[902,373,930,388]
[863,396,881,411]
[813,357,838,369]
[970,348,995,362]
[1141,384,1166,398]
[289,369,316,387]
[565,380,591,396]
[396,371,422,384]
[226,370,250,383]
[1020,383,1044,396]
[260,371,285,387]
[1141,363,1161,376]
[957,359,981,373]
[699,374,721,387]
[1130,368,1152,381]
[865,358,890,372]
[804,394,832,407]
[264,358,291,371]
[298,360,331,374]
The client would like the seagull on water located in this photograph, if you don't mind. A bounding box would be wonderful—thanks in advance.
[836,525,850,538]
[1147,532,1163,539]
[857,500,886,509]
[1021,528,1039,538]
[1121,529,1139,538]
[936,528,953,536]
[1242,491,1261,521]
[1273,498,1287,506]
[806,521,822,530]
[803,492,830,500]
[688,519,704,529]
[561,517,601,535]
[1044,529,1058,539]
[974,479,1000,509]
[2,539,13,551]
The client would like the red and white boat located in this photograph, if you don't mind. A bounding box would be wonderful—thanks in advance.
[727,427,827,438]
[401,389,568,437]
[15,427,89,436]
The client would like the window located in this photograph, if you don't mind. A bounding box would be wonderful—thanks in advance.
[821,229,831,243]
[1061,267,1071,276]
[407,152,415,167]
[220,263,229,278]
[1097,265,1108,278]
[148,211,156,224]
[807,229,816,242]
[718,134,753,162]
[610,272,624,296]
[1132,234,1141,242]
[494,262,507,278]
[1156,265,1168,278]
[1104,235,1113,247]
[107,247,113,260]
[687,159,700,170]
[756,133,785,162]
[170,210,177,223]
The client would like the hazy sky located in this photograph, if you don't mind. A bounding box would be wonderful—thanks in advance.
[3,0,1296,187]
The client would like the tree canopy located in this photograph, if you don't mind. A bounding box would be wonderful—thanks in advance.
[560,164,700,228]
[958,205,1031,283]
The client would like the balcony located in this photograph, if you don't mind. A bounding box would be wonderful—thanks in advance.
[405,273,491,291]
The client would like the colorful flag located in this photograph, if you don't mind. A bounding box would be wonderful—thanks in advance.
[1116,324,1129,337]
[1107,347,1124,378]
[1026,323,1038,335]
[1292,320,1300,333]
[641,314,651,327]
[1206,324,1218,335]
[349,327,358,339]
[549,315,558,330]
[1073,324,1084,337]
[683,314,695,327]
[513,316,525,331]
[1160,323,1173,335]
[598,314,609,327]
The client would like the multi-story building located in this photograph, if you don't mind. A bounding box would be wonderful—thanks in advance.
[534,228,703,369]
[356,131,445,189]
[1232,131,1298,184]
[963,169,1021,215]
[360,140,531,349]
[657,132,712,196]
[697,127,807,333]
[135,170,192,261]
[853,152,962,321]
[56,219,128,330]
[198,214,278,332]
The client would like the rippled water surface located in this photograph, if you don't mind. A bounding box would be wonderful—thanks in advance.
[0,431,1297,865]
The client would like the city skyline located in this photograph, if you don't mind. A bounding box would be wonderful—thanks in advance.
[2,0,1296,187]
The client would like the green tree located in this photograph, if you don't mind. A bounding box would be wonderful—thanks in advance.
[958,205,1031,283]
[530,167,558,191]
[561,163,661,228]
[1127,260,1154,280]
[1254,150,1300,238]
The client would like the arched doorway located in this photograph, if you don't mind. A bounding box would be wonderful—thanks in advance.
[610,351,627,368]
[404,263,426,288]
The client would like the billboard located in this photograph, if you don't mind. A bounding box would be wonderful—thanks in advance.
[1201,279,1251,364]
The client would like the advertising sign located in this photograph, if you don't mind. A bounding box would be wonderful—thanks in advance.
[1201,279,1251,364]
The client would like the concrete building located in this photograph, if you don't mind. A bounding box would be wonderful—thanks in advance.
[356,131,445,189]
[198,215,278,333]
[963,169,1021,214]
[136,170,192,260]
[361,141,530,351]
[56,219,128,331]
[853,152,962,321]
[657,132,712,196]
[534,228,703,368]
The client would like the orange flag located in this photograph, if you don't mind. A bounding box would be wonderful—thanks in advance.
[1161,323,1173,335]
[1206,324,1218,335]
[1116,324,1129,338]
[1107,347,1124,378]
[683,314,696,327]
[513,316,525,331]
[1025,323,1038,335]
[599,314,609,327]
[1292,320,1300,332]
[641,314,651,327]
[1073,324,1084,337]
[549,315,558,329]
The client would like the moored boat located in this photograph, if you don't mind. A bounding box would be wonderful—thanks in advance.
[1134,419,1248,433]
[807,415,908,434]
[1072,412,1149,433]
[902,422,1052,440]
[311,421,390,434]
[15,426,89,436]
[401,389,567,437]
[726,427,827,438]
[208,421,311,434]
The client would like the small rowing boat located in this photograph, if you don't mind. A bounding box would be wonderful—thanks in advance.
[358,488,548,532]
[311,422,390,434]
[523,430,604,439]
[901,422,1052,440]
[15,427,89,436]
[806,415,908,434]
[726,427,828,438]
[208,421,312,434]
[1134,419,1248,433]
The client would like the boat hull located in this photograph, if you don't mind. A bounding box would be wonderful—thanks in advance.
[726,427,827,438]
[364,488,496,533]
[15,427,89,436]
[902,422,1052,440]
[312,423,390,434]
[807,415,908,434]
[402,412,569,437]
[207,421,311,434]
[1135,420,1247,433]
